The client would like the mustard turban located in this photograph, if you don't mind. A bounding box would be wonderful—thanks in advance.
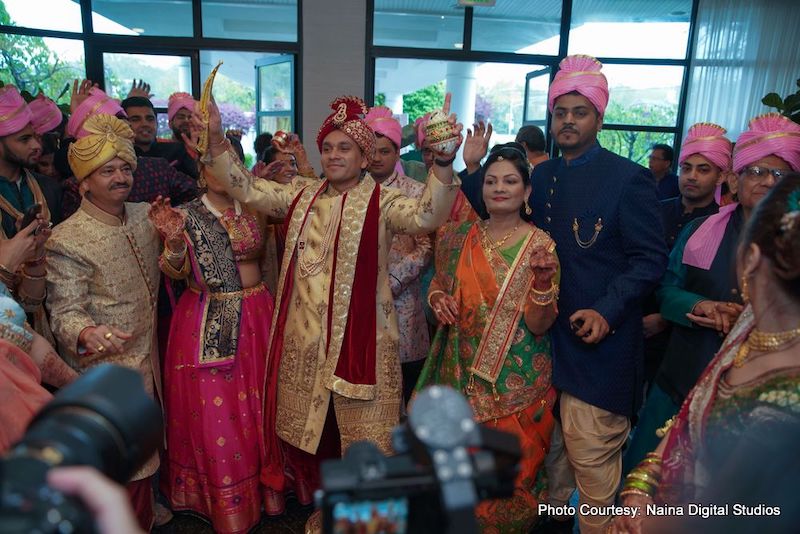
[68,114,137,181]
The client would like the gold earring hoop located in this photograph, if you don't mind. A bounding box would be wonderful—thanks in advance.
[525,202,532,216]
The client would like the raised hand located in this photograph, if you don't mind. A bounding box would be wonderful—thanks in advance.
[429,92,465,162]
[463,121,493,173]
[530,246,558,289]
[71,79,97,113]
[127,79,152,99]
[255,160,287,181]
[275,133,313,175]
[148,196,186,249]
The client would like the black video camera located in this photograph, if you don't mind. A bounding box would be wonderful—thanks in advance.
[318,385,521,534]
[0,364,162,534]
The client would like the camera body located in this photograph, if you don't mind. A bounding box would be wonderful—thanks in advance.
[318,385,521,534]
[0,365,162,534]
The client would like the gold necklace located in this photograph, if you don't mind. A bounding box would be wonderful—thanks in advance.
[480,220,521,250]
[733,324,800,368]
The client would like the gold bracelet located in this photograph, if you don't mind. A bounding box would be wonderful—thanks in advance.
[164,244,187,262]
[427,289,446,309]
[529,281,559,306]
[21,270,47,280]
[619,488,654,500]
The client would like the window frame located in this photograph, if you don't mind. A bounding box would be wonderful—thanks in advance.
[0,0,302,137]
[365,0,699,159]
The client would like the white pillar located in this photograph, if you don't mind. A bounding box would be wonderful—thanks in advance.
[445,62,477,172]
[384,91,404,115]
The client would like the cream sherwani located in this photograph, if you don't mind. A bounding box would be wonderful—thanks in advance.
[208,151,459,454]
[45,198,161,480]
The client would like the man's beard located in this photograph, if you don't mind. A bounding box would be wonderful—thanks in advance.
[172,126,190,140]
[0,140,35,169]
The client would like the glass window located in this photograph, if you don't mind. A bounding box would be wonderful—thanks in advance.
[0,36,85,100]
[373,0,464,50]
[202,0,298,42]
[1,0,83,33]
[103,52,192,100]
[472,0,561,55]
[202,50,283,166]
[524,68,550,125]
[375,57,536,149]
[92,0,193,37]
[569,0,691,59]
[598,130,675,166]
[602,64,684,127]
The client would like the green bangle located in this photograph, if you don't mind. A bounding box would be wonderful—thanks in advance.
[624,478,655,494]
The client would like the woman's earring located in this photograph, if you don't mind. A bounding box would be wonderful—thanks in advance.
[525,202,532,216]
[740,275,749,304]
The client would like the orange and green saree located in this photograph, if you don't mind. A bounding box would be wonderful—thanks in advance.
[416,220,557,532]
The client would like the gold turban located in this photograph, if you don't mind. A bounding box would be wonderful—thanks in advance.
[68,114,138,181]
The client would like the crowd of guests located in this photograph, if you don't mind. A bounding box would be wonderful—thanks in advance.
[0,50,798,534]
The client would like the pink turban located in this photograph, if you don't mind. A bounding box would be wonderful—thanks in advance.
[414,113,430,149]
[733,113,800,173]
[67,87,126,139]
[365,106,402,149]
[0,85,33,137]
[28,94,63,135]
[548,54,609,117]
[168,92,196,121]
[679,123,732,171]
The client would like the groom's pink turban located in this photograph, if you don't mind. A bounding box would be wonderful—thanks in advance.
[548,54,609,117]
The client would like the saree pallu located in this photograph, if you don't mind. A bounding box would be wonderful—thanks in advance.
[0,339,51,453]
[417,221,556,533]
[161,284,273,534]
[657,307,754,504]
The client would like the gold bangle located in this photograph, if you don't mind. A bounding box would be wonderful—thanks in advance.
[529,281,559,306]
[623,478,656,495]
[164,245,187,262]
[427,289,446,309]
[21,270,47,280]
[619,488,653,500]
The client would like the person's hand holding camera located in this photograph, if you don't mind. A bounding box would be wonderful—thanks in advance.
[0,220,41,272]
[48,467,144,534]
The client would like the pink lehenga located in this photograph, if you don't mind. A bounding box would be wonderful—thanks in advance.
[160,198,274,534]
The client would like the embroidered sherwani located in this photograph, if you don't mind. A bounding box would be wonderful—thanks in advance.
[45,198,161,480]
[208,151,459,455]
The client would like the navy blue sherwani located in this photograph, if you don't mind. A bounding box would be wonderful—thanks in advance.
[461,142,668,416]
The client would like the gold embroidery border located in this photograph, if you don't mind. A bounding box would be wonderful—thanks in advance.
[321,177,377,400]
[261,182,321,399]
[469,228,553,385]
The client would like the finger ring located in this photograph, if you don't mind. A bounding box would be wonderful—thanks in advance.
[104,332,113,340]
[96,345,105,352]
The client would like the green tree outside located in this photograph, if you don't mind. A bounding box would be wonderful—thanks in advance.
[0,1,83,101]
